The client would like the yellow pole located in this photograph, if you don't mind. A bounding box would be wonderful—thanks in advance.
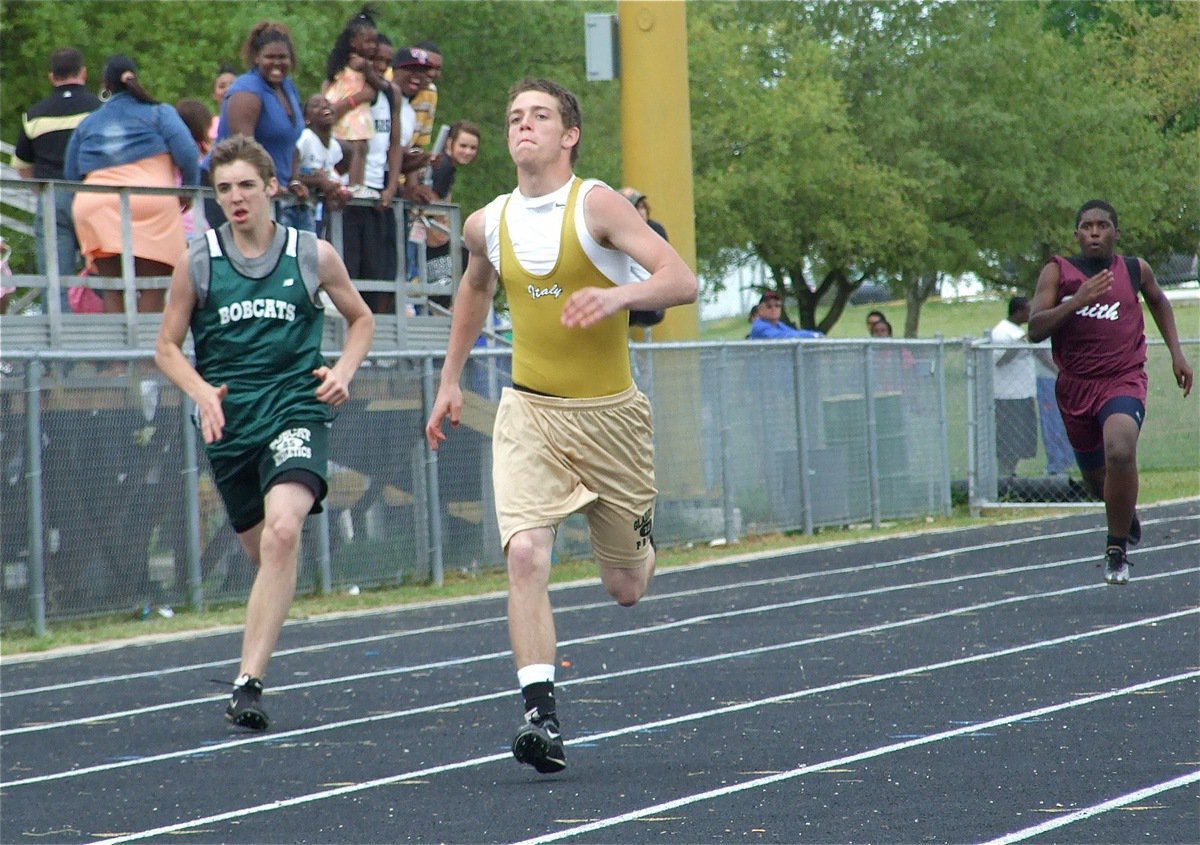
[618,0,698,341]
[618,1,707,501]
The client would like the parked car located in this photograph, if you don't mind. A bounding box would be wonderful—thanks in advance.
[850,283,892,304]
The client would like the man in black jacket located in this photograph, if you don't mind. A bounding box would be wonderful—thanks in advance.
[14,48,102,300]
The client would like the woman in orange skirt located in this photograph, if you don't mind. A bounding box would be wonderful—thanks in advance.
[65,56,199,313]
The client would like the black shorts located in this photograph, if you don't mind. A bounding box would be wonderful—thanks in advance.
[209,422,330,533]
[342,204,398,283]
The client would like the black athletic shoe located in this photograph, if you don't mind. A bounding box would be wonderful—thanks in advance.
[1103,548,1131,586]
[512,710,566,774]
[1129,513,1141,545]
[224,675,269,730]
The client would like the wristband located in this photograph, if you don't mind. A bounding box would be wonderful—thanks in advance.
[288,180,303,190]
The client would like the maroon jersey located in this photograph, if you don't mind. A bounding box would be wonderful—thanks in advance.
[1049,254,1146,380]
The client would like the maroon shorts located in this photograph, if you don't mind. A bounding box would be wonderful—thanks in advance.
[1055,369,1147,453]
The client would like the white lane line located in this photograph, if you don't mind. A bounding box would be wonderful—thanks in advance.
[4,536,1194,736]
[3,590,1194,789]
[512,673,1200,845]
[86,670,1200,845]
[979,770,1200,845]
[0,519,1138,695]
[3,541,1195,737]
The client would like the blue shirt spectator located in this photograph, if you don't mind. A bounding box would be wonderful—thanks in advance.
[215,69,303,184]
[748,291,824,339]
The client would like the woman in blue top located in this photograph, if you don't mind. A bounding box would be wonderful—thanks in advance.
[209,22,308,229]
[65,55,199,313]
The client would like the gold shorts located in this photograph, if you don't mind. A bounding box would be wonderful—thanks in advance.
[493,384,656,569]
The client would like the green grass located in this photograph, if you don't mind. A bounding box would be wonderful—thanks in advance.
[0,510,1032,657]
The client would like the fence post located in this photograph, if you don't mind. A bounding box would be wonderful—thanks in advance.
[25,359,47,637]
[394,203,409,345]
[180,396,205,611]
[421,355,444,586]
[715,345,738,543]
[41,190,64,343]
[792,343,814,535]
[315,509,333,595]
[863,344,882,528]
[119,189,137,346]
[964,338,981,517]
[935,336,953,516]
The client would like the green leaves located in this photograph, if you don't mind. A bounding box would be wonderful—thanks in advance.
[688,1,1197,333]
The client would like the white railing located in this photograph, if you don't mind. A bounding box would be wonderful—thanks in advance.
[0,176,467,352]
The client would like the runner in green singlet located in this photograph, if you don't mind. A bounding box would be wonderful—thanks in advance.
[156,135,374,730]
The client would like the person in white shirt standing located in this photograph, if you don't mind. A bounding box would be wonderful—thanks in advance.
[991,296,1038,477]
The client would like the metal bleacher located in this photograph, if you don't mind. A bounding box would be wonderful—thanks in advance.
[0,173,471,355]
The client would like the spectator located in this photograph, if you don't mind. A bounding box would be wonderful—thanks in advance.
[65,55,198,314]
[409,40,442,149]
[175,98,212,156]
[13,47,103,305]
[323,7,383,199]
[208,65,238,142]
[1028,198,1192,584]
[392,48,435,158]
[1033,341,1073,475]
[424,77,697,775]
[421,120,480,307]
[870,316,916,391]
[615,187,667,328]
[748,290,824,339]
[744,303,760,338]
[866,309,886,334]
[155,135,374,731]
[209,22,307,229]
[174,98,213,238]
[617,187,667,241]
[295,94,348,236]
[990,295,1037,477]
[392,47,437,284]
[341,35,433,313]
[429,120,479,199]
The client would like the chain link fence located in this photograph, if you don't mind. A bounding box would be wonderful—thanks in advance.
[965,338,1200,511]
[1,338,954,632]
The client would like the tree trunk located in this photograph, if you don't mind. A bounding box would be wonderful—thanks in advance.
[903,271,940,338]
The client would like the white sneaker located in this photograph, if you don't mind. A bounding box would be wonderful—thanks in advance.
[1103,548,1130,585]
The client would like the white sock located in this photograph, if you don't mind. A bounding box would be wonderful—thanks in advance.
[517,663,556,689]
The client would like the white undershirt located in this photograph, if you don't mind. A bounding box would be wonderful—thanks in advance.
[399,96,416,147]
[483,178,637,285]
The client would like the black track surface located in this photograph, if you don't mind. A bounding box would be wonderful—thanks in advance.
[2,501,1197,844]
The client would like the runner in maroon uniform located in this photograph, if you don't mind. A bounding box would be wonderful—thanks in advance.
[1029,199,1192,585]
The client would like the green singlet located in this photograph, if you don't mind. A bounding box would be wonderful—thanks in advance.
[188,224,330,459]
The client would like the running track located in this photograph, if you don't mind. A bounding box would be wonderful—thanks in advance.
[2,500,1197,844]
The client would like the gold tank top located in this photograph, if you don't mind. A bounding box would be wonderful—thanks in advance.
[499,177,632,398]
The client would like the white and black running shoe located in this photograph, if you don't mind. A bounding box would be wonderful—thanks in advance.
[223,674,269,731]
[1103,548,1131,586]
[512,709,566,774]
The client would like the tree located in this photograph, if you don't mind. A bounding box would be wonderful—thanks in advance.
[688,1,1197,336]
[688,5,924,333]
